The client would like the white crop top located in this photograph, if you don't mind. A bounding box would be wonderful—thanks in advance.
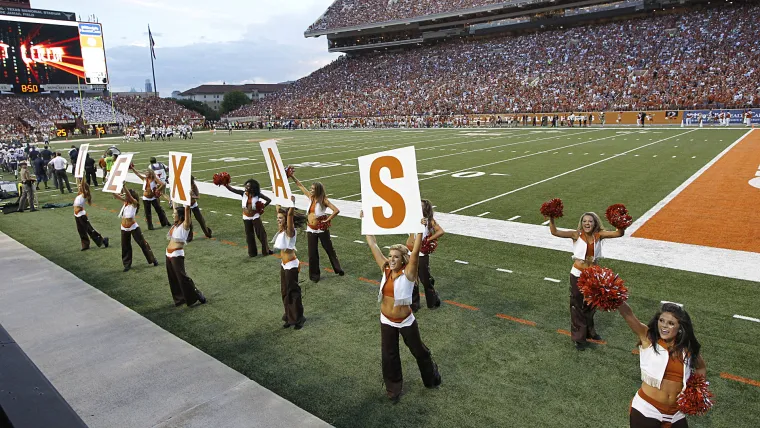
[168,224,190,243]
[639,342,691,390]
[273,231,297,250]
[121,203,137,219]
[242,194,261,220]
[74,195,86,217]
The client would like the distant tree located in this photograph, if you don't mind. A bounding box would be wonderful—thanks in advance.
[221,91,251,115]
[174,99,220,121]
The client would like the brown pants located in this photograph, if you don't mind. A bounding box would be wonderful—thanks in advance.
[187,206,211,241]
[307,230,342,282]
[121,227,156,268]
[75,215,104,249]
[280,265,304,325]
[166,256,203,306]
[570,274,597,343]
[244,218,269,257]
[411,255,440,310]
[380,320,440,397]
[18,183,35,211]
[143,199,169,229]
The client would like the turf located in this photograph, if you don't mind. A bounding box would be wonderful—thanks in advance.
[1,128,758,427]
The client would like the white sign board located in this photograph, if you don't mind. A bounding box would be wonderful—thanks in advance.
[259,139,294,207]
[74,143,89,179]
[102,153,133,194]
[168,152,193,206]
[359,146,424,235]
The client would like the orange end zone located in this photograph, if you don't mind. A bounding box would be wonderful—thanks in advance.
[633,130,760,252]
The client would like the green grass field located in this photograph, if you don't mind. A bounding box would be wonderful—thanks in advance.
[1,128,758,427]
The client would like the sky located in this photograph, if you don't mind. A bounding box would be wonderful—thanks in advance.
[33,0,341,96]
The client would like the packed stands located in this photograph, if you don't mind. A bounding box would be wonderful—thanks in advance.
[60,98,135,125]
[308,0,517,32]
[234,4,760,119]
[110,96,203,125]
[0,98,32,139]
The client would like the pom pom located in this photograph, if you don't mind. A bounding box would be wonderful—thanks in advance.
[540,198,564,218]
[576,266,628,311]
[213,172,231,186]
[677,374,714,416]
[285,165,295,178]
[315,215,331,231]
[255,200,266,215]
[421,237,438,255]
[606,204,633,229]
[153,189,162,198]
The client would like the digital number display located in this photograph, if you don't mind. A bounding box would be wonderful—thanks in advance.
[21,84,39,93]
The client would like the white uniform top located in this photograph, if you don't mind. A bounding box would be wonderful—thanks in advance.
[120,203,139,231]
[150,163,167,184]
[166,224,190,258]
[142,180,158,201]
[378,268,416,328]
[242,194,261,220]
[570,233,602,277]
[273,231,298,270]
[306,200,329,234]
[73,195,86,217]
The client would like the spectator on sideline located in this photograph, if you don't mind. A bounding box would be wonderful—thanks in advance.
[17,161,37,212]
[50,152,73,194]
[84,154,98,187]
[69,145,79,175]
[32,155,48,190]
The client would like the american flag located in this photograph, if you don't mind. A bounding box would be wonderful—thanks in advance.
[149,25,156,59]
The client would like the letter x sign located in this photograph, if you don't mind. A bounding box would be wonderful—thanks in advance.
[169,152,192,205]
[358,146,424,235]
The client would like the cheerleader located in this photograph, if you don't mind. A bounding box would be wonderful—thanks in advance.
[274,196,307,329]
[73,181,109,251]
[164,197,207,307]
[365,224,441,403]
[224,179,272,257]
[113,185,159,272]
[618,302,706,427]
[291,176,344,282]
[407,199,443,310]
[131,167,169,230]
[549,212,624,350]
[186,176,212,242]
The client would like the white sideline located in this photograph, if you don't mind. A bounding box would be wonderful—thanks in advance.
[627,129,755,234]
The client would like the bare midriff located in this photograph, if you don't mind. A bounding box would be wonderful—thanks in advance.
[121,218,135,229]
[278,249,296,263]
[307,213,321,229]
[381,269,412,322]
[243,208,256,217]
[640,379,682,407]
[167,239,184,253]
[573,259,597,272]
[74,207,84,215]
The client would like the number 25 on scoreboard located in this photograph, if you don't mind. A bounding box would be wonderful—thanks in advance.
[359,146,424,235]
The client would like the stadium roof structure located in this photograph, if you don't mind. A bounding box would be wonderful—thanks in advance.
[179,84,290,97]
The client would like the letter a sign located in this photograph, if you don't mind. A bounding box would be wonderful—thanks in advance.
[169,152,192,205]
[74,143,89,179]
[259,139,294,207]
[358,146,424,235]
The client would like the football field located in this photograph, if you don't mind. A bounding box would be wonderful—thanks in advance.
[1,127,758,427]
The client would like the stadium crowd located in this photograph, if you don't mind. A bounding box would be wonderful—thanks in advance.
[308,0,512,32]
[60,98,135,125]
[110,96,203,126]
[240,4,760,119]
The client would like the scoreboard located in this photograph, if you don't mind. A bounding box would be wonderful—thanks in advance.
[0,7,109,93]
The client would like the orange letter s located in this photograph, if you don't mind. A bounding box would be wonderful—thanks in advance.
[370,156,406,229]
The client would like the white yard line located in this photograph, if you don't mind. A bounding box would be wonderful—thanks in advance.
[627,129,754,234]
[733,315,760,323]
[544,278,561,283]
[497,268,513,273]
[477,212,490,217]
[449,130,695,214]
[507,215,521,221]
[454,260,469,265]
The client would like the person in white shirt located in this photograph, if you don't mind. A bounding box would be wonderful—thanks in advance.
[73,181,109,251]
[49,152,72,194]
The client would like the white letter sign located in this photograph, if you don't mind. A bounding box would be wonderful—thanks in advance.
[359,146,424,235]
[74,143,89,179]
[102,153,133,194]
[259,139,294,207]
[169,152,193,205]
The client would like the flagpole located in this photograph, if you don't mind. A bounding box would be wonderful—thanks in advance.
[148,24,157,96]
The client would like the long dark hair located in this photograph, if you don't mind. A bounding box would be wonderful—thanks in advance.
[127,188,140,215]
[421,199,434,233]
[311,181,326,206]
[278,207,307,230]
[646,303,701,368]
[79,181,92,205]
[244,179,261,197]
